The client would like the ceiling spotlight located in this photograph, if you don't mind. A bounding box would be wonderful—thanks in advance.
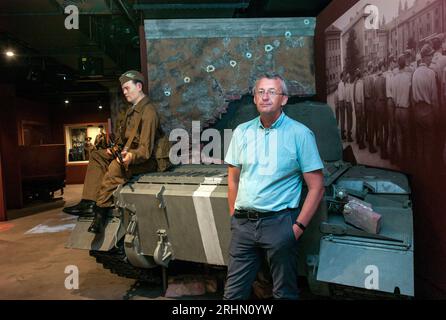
[5,50,15,57]
[64,99,69,104]
[98,105,103,110]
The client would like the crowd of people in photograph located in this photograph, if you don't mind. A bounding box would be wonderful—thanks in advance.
[335,36,446,173]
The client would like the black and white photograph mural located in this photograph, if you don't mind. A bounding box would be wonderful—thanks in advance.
[325,0,445,175]
[324,0,446,296]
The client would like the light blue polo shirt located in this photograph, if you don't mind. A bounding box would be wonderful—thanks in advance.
[224,111,324,212]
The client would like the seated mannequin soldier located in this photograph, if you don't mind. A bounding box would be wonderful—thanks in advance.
[63,70,164,233]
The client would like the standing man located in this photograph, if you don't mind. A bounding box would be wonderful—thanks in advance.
[392,54,413,169]
[412,44,438,167]
[430,37,446,160]
[223,73,325,300]
[63,70,161,233]
[430,36,446,86]
[384,56,397,163]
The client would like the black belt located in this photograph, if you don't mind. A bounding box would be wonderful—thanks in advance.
[234,208,293,220]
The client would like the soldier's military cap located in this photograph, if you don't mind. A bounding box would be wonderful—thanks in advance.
[119,70,145,86]
[420,43,434,58]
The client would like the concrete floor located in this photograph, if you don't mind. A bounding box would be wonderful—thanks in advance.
[0,185,169,300]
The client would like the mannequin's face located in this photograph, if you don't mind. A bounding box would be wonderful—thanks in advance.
[121,80,143,104]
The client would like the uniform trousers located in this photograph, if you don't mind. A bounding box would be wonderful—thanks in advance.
[82,149,157,207]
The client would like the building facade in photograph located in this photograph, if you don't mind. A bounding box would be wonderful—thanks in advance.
[325,25,342,93]
[386,0,444,58]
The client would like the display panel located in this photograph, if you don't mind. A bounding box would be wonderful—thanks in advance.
[64,123,108,163]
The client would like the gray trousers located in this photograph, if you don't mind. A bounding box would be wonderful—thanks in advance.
[223,209,300,300]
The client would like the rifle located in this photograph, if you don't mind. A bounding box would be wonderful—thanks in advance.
[107,118,128,174]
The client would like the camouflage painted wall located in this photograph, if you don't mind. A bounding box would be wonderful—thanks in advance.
[144,18,316,134]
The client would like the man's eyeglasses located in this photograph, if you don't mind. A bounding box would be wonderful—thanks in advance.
[254,89,286,98]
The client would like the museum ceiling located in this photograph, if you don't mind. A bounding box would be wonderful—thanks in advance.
[0,0,331,103]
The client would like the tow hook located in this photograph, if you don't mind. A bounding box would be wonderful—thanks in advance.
[153,229,174,267]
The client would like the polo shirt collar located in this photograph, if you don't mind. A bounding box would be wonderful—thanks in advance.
[257,111,285,129]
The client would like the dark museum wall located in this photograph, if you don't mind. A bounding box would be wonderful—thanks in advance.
[0,84,36,209]
[0,84,110,207]
[316,0,446,298]
[0,85,53,209]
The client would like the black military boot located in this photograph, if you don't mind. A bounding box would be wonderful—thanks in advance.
[63,200,95,216]
[88,206,109,234]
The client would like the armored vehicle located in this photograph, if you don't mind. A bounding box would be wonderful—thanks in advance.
[66,101,414,298]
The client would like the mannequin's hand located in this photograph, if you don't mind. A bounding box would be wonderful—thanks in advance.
[120,150,133,167]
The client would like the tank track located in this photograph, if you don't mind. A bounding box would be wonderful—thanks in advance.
[92,244,410,299]
[89,240,162,284]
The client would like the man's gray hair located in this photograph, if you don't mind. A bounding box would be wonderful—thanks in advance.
[253,72,289,96]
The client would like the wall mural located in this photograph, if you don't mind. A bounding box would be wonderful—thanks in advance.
[325,0,445,174]
[144,17,316,134]
[324,0,446,297]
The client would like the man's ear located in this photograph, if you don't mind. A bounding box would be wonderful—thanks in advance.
[281,95,289,106]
